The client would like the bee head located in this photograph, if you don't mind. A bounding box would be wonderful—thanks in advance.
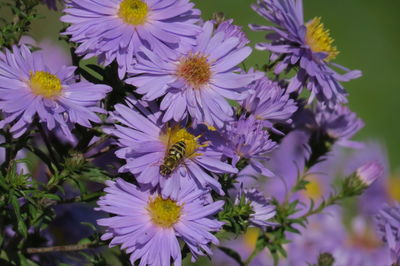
[159,165,172,177]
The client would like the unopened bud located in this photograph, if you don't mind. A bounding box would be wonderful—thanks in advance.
[317,252,335,266]
[356,161,383,186]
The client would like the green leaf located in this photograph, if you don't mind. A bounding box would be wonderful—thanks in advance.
[80,222,97,232]
[17,253,40,266]
[43,193,61,201]
[9,194,27,238]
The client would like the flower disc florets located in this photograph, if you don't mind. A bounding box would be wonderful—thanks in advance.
[29,71,62,98]
[176,54,212,89]
[305,17,339,61]
[118,0,149,26]
[147,196,182,228]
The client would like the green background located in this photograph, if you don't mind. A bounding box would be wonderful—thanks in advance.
[27,0,400,170]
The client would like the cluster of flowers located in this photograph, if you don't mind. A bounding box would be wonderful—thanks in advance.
[1,0,399,265]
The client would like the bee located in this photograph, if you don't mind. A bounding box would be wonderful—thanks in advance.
[212,12,226,28]
[159,141,186,177]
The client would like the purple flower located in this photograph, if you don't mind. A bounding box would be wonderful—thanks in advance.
[19,36,72,73]
[62,0,201,79]
[127,21,260,128]
[214,19,249,48]
[286,207,346,265]
[356,161,384,187]
[97,178,224,265]
[241,75,298,131]
[250,0,362,106]
[376,204,400,265]
[220,115,277,178]
[0,45,111,140]
[287,208,390,265]
[107,97,237,198]
[263,130,311,202]
[236,187,276,230]
[314,103,364,148]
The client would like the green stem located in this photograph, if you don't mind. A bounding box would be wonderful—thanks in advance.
[37,122,59,169]
[60,191,104,204]
[244,248,262,266]
[302,193,343,219]
[26,240,105,254]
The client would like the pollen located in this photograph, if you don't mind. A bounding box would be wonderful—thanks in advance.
[147,196,182,228]
[29,71,62,98]
[305,17,339,61]
[176,53,212,89]
[160,126,208,159]
[118,0,149,26]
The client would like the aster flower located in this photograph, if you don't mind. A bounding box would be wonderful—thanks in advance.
[62,0,201,79]
[0,45,111,140]
[220,115,277,178]
[287,208,390,266]
[97,178,224,265]
[376,204,400,265]
[314,103,364,148]
[250,0,362,106]
[236,187,276,230]
[214,19,249,48]
[241,76,298,131]
[107,97,237,198]
[126,21,260,128]
[19,36,72,73]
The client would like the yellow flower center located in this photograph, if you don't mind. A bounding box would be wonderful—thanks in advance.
[387,177,400,201]
[305,17,339,61]
[158,126,207,176]
[29,71,62,98]
[176,54,212,89]
[160,126,206,159]
[244,227,260,249]
[304,176,323,200]
[118,0,149,26]
[147,196,182,228]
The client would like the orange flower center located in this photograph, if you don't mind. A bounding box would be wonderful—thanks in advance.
[176,54,212,89]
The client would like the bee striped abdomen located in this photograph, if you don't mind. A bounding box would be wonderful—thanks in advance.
[160,141,186,177]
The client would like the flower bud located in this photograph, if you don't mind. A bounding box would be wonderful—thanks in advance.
[342,161,383,197]
[317,252,335,266]
[356,161,383,186]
